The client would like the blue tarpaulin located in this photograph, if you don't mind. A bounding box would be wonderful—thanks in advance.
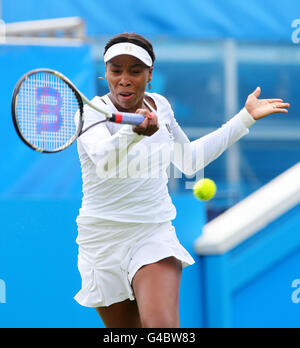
[2,0,300,42]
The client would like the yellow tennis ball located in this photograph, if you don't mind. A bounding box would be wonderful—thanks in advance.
[193,178,217,201]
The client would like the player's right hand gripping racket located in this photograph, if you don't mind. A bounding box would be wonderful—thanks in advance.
[11,68,145,153]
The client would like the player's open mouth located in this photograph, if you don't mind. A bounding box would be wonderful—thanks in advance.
[119,92,134,100]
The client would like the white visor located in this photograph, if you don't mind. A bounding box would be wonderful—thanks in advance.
[104,42,153,67]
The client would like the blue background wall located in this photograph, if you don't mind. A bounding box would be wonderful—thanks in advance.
[1,0,300,328]
[3,0,300,41]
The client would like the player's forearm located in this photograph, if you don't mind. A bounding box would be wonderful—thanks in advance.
[171,108,255,175]
[198,108,255,167]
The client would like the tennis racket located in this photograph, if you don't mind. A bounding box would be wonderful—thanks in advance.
[11,68,145,153]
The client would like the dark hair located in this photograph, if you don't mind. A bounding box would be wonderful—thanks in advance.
[104,32,156,65]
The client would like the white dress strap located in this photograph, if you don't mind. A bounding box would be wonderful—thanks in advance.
[101,94,117,112]
[143,96,156,113]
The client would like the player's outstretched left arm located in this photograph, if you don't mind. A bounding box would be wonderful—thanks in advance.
[245,87,290,120]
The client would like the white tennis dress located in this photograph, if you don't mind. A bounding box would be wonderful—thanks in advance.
[74,92,255,307]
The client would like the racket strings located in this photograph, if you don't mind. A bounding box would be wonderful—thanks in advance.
[15,72,81,152]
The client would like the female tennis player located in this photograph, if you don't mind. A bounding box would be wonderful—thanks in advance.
[74,33,289,328]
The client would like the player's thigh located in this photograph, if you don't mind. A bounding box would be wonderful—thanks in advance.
[132,257,182,328]
[96,299,142,328]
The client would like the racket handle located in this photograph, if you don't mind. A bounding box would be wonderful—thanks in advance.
[111,112,145,125]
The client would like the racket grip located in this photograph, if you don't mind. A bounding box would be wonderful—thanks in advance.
[111,112,145,125]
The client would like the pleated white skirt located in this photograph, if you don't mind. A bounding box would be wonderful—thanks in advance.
[74,216,195,308]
